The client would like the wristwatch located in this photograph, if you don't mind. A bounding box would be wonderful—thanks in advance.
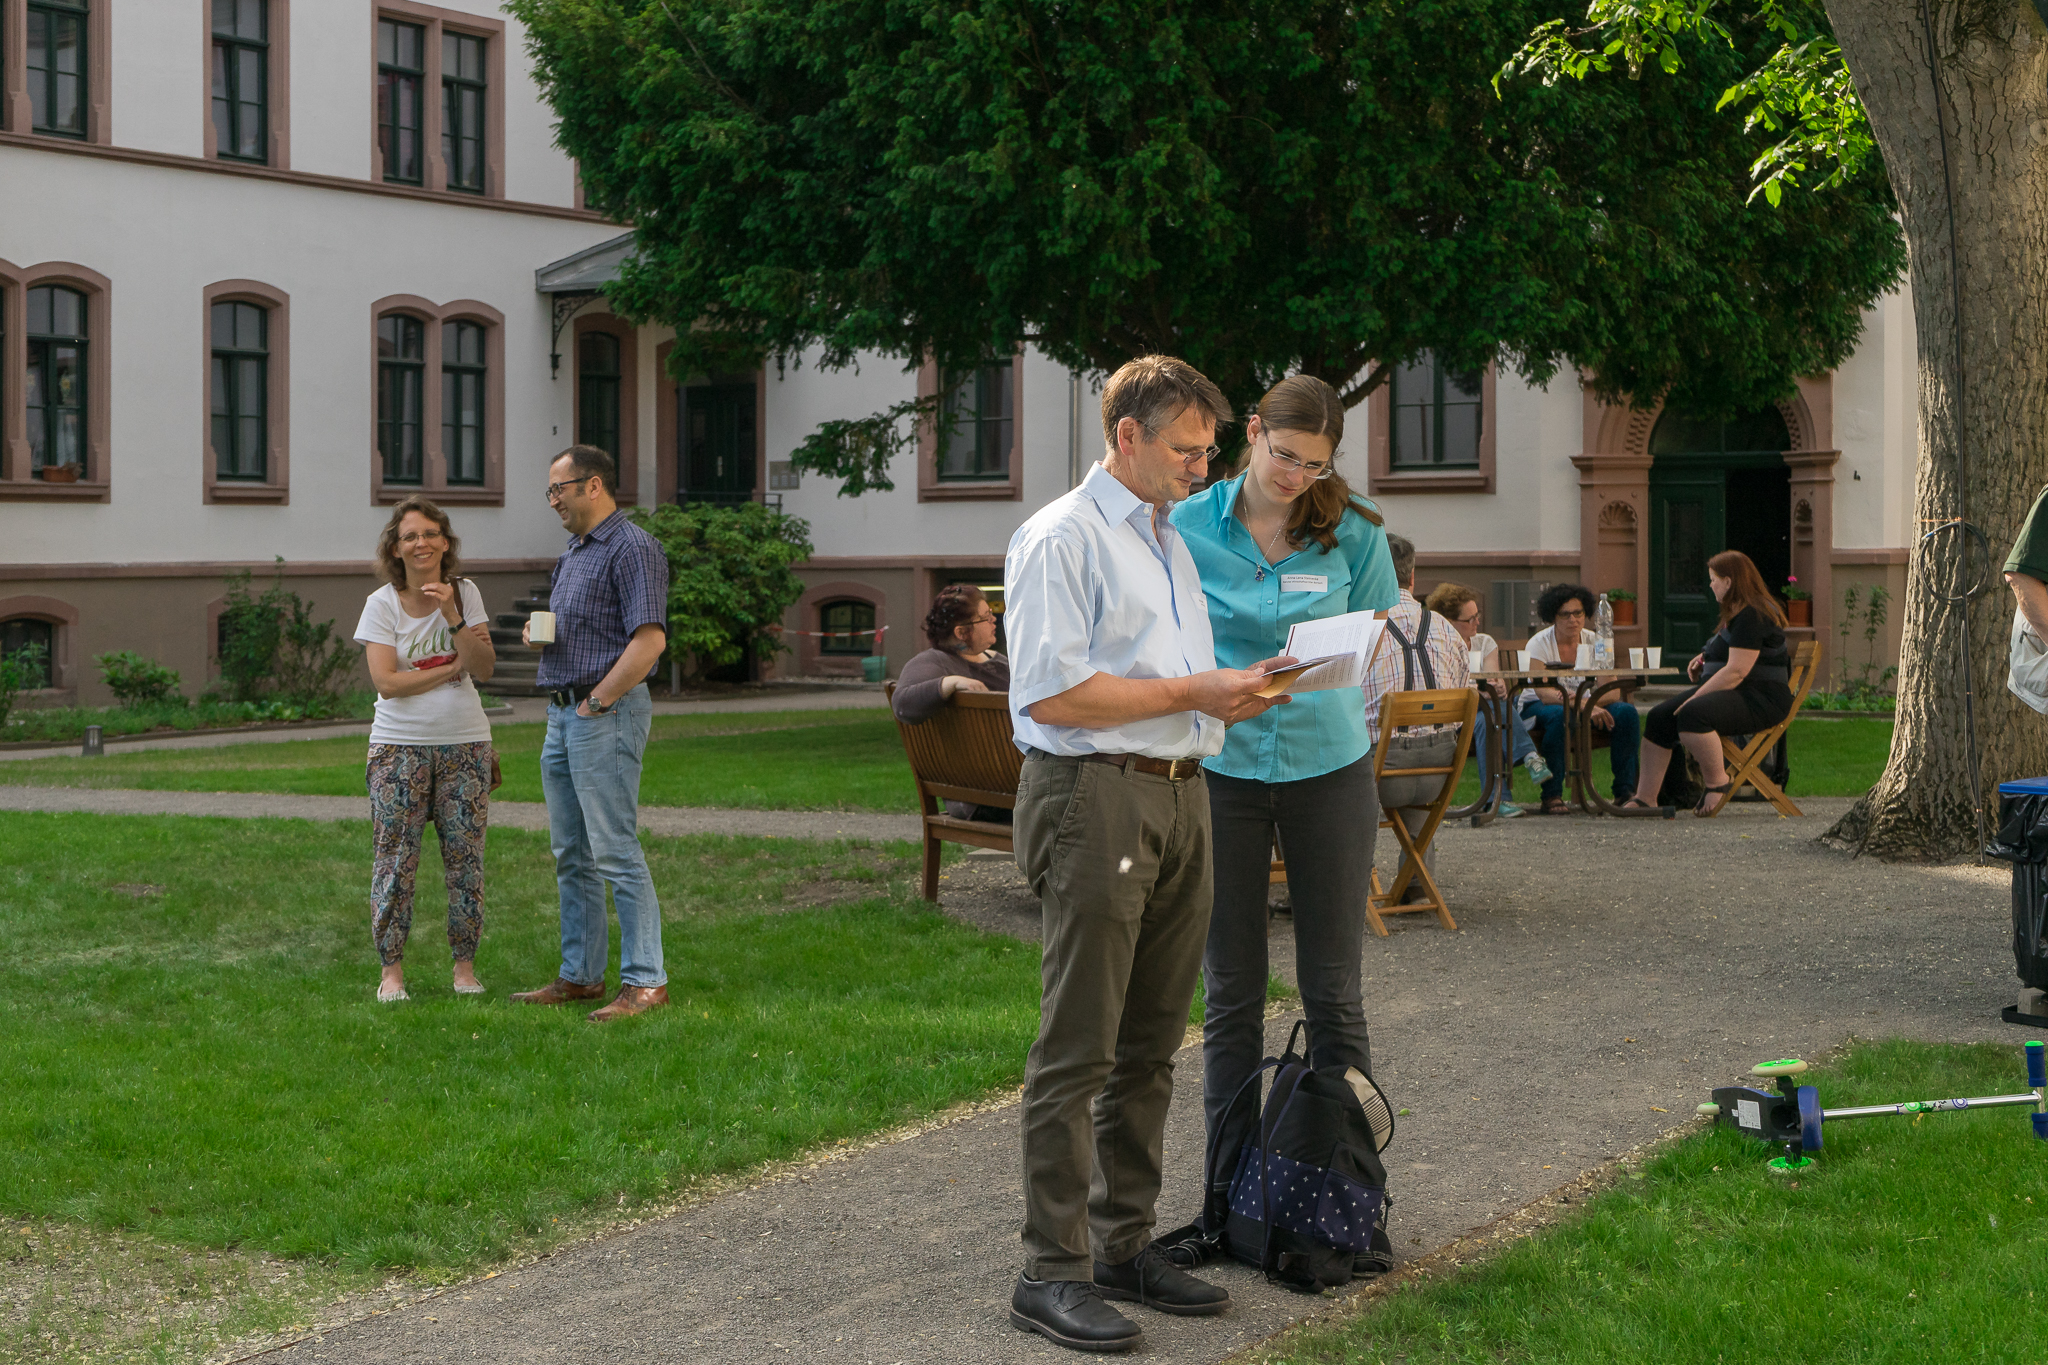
[585,694,615,715]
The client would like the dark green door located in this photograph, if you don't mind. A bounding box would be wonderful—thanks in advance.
[680,382,756,503]
[1647,406,1792,655]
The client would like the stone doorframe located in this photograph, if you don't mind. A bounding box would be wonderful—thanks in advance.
[1571,374,1839,652]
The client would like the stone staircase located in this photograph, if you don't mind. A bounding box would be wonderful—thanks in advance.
[479,583,550,697]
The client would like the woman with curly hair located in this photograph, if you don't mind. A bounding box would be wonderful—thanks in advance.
[891,582,1011,820]
[1518,583,1641,813]
[352,496,497,1001]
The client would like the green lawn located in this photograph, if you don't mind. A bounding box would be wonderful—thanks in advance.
[0,813,1037,1273]
[1450,716,1893,807]
[1267,1039,2048,1364]
[3,710,1895,818]
[2,708,912,811]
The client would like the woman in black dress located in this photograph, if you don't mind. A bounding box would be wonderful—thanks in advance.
[1628,550,1793,816]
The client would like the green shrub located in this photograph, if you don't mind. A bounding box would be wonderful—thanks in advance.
[211,561,361,708]
[94,650,186,708]
[0,640,50,727]
[630,502,813,683]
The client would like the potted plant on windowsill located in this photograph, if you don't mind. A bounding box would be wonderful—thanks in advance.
[1605,588,1636,626]
[1783,575,1811,626]
[38,464,81,484]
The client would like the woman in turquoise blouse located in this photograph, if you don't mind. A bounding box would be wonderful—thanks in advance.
[1167,374,1398,1251]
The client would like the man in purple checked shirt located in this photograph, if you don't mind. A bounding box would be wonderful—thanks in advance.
[511,445,672,1022]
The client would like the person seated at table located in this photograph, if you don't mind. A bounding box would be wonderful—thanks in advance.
[1518,583,1641,814]
[1363,535,1468,898]
[1627,550,1793,816]
[1424,582,1549,816]
[891,583,1012,822]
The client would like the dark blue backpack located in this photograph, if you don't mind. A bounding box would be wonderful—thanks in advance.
[1160,1022,1395,1291]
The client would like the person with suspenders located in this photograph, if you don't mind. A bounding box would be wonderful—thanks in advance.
[1359,535,1471,900]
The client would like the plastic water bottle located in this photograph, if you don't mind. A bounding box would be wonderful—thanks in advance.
[1594,593,1615,669]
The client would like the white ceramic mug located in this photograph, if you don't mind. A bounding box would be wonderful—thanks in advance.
[1647,646,1663,668]
[528,610,556,644]
[1469,649,1487,674]
[1629,648,1646,669]
[1517,649,1535,672]
[1575,642,1594,669]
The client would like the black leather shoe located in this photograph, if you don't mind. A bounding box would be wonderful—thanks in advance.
[1010,1275,1143,1353]
[1094,1245,1231,1316]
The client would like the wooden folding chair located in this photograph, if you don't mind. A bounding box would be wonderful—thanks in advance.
[1702,639,1821,819]
[883,683,1022,899]
[1366,688,1478,935]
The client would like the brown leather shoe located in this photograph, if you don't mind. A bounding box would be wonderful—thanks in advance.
[510,977,606,1005]
[587,984,668,1022]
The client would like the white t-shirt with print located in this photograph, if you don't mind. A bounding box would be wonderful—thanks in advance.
[353,580,493,746]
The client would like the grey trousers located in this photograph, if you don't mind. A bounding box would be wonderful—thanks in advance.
[1014,751,1213,1280]
[1201,755,1378,1195]
[1376,730,1459,890]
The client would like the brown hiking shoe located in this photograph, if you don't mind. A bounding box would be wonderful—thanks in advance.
[587,984,668,1022]
[510,977,606,1005]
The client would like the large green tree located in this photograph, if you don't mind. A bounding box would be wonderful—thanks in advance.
[514,0,1902,492]
[1505,0,2048,861]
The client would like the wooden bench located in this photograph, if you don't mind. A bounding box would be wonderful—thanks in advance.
[884,684,1022,901]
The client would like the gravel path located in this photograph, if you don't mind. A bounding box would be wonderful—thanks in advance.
[0,785,921,842]
[226,796,2026,1365]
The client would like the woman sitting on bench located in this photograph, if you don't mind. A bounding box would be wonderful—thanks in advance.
[1626,550,1793,816]
[891,583,1012,821]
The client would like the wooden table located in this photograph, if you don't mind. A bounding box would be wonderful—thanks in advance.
[1463,666,1690,820]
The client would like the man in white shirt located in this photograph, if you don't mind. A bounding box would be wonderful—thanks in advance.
[1003,356,1292,1354]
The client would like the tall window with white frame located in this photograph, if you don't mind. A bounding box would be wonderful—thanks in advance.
[212,0,268,163]
[1388,352,1483,469]
[27,1,89,137]
[212,301,268,481]
[577,332,620,465]
[377,315,424,484]
[27,285,87,481]
[442,31,486,193]
[377,19,425,185]
[937,362,1013,481]
[442,321,486,485]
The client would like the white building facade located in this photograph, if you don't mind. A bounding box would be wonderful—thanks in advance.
[0,0,1914,705]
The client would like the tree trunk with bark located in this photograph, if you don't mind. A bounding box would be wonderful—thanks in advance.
[1823,0,2048,859]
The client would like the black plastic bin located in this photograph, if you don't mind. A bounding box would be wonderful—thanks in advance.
[1985,777,2048,991]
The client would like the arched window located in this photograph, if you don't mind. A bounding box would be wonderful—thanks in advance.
[1,619,56,689]
[818,599,876,655]
[442,319,486,485]
[578,331,621,463]
[377,313,425,484]
[27,284,88,480]
[212,300,268,480]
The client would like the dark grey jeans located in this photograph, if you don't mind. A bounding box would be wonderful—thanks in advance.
[1200,754,1379,1201]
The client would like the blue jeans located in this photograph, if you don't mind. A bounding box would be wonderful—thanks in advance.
[1526,701,1641,802]
[541,683,665,988]
[1475,701,1537,793]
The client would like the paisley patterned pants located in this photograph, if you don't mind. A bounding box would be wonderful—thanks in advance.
[367,742,492,965]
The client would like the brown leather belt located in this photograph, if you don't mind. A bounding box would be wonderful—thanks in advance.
[1083,752,1205,782]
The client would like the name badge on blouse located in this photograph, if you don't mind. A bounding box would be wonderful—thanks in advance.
[1279,574,1329,593]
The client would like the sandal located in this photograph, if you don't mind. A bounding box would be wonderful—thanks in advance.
[1614,796,1656,811]
[1539,796,1569,815]
[1694,782,1733,817]
[377,983,409,1003]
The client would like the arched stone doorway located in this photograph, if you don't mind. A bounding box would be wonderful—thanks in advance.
[1573,376,1837,654]
[1647,406,1791,654]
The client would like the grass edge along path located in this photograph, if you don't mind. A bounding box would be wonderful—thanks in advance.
[1246,1038,2048,1365]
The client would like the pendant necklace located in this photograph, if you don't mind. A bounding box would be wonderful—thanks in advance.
[1252,518,1289,582]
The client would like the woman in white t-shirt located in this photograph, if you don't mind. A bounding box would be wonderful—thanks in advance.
[353,496,497,1002]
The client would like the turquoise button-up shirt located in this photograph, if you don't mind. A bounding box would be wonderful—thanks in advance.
[1170,474,1399,783]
